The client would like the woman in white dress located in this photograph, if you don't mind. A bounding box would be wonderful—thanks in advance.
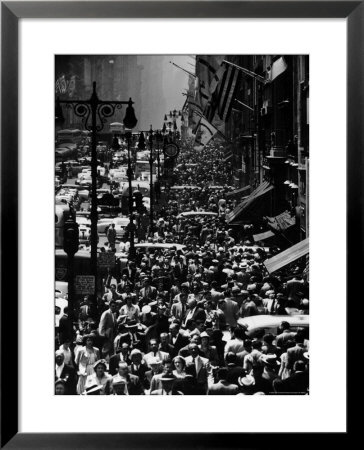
[75,334,100,395]
[278,339,295,380]
[172,356,186,379]
[83,359,112,395]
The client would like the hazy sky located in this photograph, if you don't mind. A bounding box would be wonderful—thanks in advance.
[137,55,193,130]
[55,54,194,132]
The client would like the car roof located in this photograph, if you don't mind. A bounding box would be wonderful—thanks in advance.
[237,315,309,331]
[170,186,199,190]
[177,211,218,218]
[55,297,68,307]
[120,181,150,189]
[135,243,186,251]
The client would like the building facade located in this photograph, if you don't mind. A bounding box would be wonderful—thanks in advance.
[223,55,309,241]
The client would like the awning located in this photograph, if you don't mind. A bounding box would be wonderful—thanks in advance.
[264,238,309,273]
[226,181,274,223]
[253,230,275,242]
[226,185,251,197]
[265,210,296,232]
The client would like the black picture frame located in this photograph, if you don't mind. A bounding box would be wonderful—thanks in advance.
[1,1,356,448]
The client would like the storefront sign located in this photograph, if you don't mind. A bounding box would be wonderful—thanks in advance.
[74,275,95,294]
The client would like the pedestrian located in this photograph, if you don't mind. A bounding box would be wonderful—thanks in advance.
[107,223,117,251]
[84,359,112,395]
[75,334,100,395]
[98,300,118,352]
[207,367,239,395]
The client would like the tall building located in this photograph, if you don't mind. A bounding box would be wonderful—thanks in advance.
[137,56,167,131]
[55,55,143,138]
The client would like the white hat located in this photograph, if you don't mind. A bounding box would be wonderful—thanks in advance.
[238,375,255,387]
[200,331,210,339]
[142,305,151,314]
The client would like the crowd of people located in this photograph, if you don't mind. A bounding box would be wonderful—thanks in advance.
[55,141,309,396]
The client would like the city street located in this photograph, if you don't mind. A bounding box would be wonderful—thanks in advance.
[55,55,309,396]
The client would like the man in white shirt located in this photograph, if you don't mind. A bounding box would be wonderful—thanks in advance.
[55,350,76,394]
[55,350,65,379]
[182,298,205,328]
[224,327,246,356]
[119,296,140,322]
[143,339,169,368]
[184,343,213,394]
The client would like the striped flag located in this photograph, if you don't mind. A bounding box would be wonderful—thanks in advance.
[186,77,204,134]
[204,62,228,122]
[196,56,225,111]
[193,115,219,150]
[209,63,227,95]
[266,56,287,82]
[216,65,241,121]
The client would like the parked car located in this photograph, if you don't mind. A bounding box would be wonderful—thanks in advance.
[55,281,68,299]
[63,160,89,177]
[55,297,68,328]
[76,216,92,244]
[97,216,130,238]
[55,188,81,209]
[55,165,67,184]
[61,184,90,202]
[237,315,309,338]
[176,211,218,219]
[76,210,91,219]
[134,242,186,253]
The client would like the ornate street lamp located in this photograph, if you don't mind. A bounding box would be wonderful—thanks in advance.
[148,126,155,236]
[124,129,136,260]
[56,81,137,299]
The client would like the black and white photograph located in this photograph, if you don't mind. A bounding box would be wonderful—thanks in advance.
[54,54,309,396]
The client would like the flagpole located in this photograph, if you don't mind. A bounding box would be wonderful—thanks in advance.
[222,60,266,84]
[234,99,254,112]
[169,61,196,78]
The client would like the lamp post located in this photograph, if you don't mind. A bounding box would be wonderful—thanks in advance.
[161,115,181,188]
[136,127,162,235]
[156,131,162,180]
[63,212,79,326]
[148,127,154,236]
[164,109,183,140]
[56,81,137,299]
[125,129,136,260]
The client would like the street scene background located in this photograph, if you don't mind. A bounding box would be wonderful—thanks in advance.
[55,55,309,396]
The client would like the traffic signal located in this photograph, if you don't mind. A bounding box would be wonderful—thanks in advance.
[111,136,120,150]
[138,132,146,150]
[132,190,144,212]
[63,217,79,255]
